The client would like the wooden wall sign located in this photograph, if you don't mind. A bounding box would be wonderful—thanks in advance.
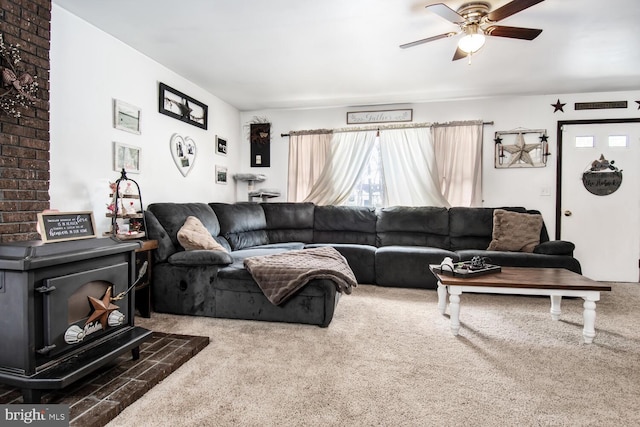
[250,123,270,167]
[494,129,549,168]
[582,155,623,195]
[346,109,413,124]
[37,211,97,243]
[582,171,623,195]
[575,101,627,111]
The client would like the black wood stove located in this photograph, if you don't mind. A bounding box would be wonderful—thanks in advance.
[0,237,152,403]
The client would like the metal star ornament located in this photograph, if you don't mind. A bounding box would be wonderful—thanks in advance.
[636,100,640,110]
[86,287,120,329]
[551,99,566,113]
[502,133,539,166]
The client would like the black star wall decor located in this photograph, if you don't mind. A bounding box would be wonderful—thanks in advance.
[551,99,566,113]
[636,100,640,109]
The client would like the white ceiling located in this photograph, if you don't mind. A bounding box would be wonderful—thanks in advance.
[52,0,640,111]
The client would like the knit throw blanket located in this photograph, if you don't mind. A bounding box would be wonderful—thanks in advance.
[243,246,358,306]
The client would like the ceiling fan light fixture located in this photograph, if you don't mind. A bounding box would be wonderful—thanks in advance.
[457,26,486,54]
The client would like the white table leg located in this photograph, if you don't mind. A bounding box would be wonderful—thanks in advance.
[582,298,598,344]
[550,295,562,321]
[437,281,448,314]
[449,288,461,335]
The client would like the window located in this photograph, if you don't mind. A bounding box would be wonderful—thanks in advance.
[608,135,628,147]
[575,136,595,148]
[345,137,385,207]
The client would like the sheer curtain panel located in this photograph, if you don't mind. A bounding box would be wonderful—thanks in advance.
[432,121,483,207]
[379,127,450,207]
[303,131,377,205]
[287,133,332,202]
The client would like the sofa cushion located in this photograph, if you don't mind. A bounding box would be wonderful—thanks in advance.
[144,210,177,263]
[448,207,527,250]
[305,243,377,284]
[533,240,575,256]
[210,202,268,250]
[262,202,315,243]
[177,216,228,252]
[313,205,377,246]
[375,246,458,289]
[376,206,450,248]
[147,203,223,262]
[487,209,543,253]
[168,250,233,266]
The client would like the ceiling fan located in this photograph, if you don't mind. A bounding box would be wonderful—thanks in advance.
[400,0,545,62]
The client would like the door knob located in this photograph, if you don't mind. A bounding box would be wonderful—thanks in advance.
[564,210,572,217]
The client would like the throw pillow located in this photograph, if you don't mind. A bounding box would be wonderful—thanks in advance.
[487,209,543,253]
[177,216,227,252]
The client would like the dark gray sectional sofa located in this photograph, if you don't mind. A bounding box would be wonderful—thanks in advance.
[144,202,580,327]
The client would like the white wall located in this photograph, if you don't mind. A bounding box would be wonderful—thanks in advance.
[240,90,640,238]
[50,5,640,241]
[50,6,240,235]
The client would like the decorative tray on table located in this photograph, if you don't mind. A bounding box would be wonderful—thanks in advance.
[430,261,501,278]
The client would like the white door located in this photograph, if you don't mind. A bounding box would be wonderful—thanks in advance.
[560,122,640,282]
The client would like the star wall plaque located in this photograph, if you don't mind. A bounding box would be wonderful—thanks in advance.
[494,129,548,168]
[551,99,566,113]
[86,287,120,329]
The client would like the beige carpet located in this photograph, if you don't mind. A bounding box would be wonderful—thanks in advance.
[108,283,640,427]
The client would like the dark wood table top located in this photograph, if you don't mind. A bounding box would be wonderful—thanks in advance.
[429,266,612,292]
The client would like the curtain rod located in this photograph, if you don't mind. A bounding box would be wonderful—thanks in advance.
[281,121,493,137]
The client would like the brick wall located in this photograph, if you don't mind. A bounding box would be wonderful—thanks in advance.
[0,0,51,242]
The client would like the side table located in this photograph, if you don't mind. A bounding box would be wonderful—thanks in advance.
[135,239,158,318]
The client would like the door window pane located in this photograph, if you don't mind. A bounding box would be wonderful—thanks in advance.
[608,135,628,147]
[575,136,595,148]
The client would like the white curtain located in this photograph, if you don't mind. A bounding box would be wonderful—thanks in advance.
[379,127,450,207]
[432,122,483,207]
[287,133,332,202]
[303,131,377,205]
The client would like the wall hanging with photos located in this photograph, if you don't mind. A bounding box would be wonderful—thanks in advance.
[170,133,197,177]
[158,82,208,129]
[494,128,550,168]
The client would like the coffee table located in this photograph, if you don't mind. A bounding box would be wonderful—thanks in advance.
[429,266,611,343]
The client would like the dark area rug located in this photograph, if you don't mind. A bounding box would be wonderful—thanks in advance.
[0,332,209,427]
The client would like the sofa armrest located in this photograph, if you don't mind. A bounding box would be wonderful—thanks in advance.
[533,240,575,256]
[168,250,233,266]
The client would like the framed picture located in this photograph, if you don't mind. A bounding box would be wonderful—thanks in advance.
[113,141,141,174]
[215,165,228,184]
[216,135,227,156]
[494,129,549,169]
[158,82,208,129]
[113,99,141,134]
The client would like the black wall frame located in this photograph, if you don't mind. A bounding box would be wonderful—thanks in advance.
[158,82,208,130]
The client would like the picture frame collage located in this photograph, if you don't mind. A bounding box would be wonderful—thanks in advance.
[113,99,142,174]
[112,83,231,183]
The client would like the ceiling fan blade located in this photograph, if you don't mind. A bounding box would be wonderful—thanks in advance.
[399,32,456,49]
[452,47,467,61]
[485,25,542,40]
[426,3,466,24]
[487,0,545,22]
